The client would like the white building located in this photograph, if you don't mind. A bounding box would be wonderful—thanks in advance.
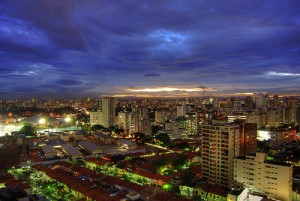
[234,152,293,201]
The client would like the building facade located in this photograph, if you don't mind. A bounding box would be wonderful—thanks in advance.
[202,122,240,188]
[101,97,115,128]
[234,152,293,201]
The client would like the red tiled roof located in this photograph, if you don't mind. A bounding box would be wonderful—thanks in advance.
[137,162,152,170]
[133,168,171,182]
[122,180,144,193]
[197,183,229,196]
[172,196,192,201]
[86,158,108,166]
[153,192,175,201]
[188,165,202,177]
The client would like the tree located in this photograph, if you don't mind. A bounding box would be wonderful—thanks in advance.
[257,140,271,153]
[172,154,188,169]
[114,128,125,135]
[111,154,125,163]
[134,132,152,144]
[131,157,147,167]
[181,170,195,184]
[151,155,168,173]
[155,133,171,147]
[19,123,35,136]
[152,125,162,135]
[80,123,91,134]
[91,124,105,131]
[174,142,191,150]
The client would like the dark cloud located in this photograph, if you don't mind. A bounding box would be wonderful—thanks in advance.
[54,79,82,86]
[144,73,160,77]
[0,0,299,98]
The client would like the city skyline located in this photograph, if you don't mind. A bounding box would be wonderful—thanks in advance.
[0,0,300,98]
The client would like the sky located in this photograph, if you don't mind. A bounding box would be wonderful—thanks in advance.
[0,0,300,99]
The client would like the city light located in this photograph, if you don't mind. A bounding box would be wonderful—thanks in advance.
[65,117,71,123]
[39,118,46,124]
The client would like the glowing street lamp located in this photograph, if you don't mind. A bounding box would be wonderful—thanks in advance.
[65,117,71,123]
[39,118,46,124]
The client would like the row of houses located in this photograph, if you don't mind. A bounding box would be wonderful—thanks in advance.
[32,161,190,201]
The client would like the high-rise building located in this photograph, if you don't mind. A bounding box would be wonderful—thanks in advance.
[269,129,296,148]
[101,97,115,128]
[118,112,132,134]
[255,94,268,109]
[176,104,192,118]
[235,152,293,201]
[89,110,103,126]
[138,119,152,136]
[238,122,257,156]
[155,109,171,123]
[202,122,240,188]
[183,112,198,136]
[245,96,255,109]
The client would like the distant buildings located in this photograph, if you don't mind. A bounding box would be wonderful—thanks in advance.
[90,97,115,128]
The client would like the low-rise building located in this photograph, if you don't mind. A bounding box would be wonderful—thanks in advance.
[61,144,83,160]
[234,152,293,201]
[59,132,70,141]
[42,145,57,158]
[117,139,137,150]
[78,140,102,155]
[93,132,112,144]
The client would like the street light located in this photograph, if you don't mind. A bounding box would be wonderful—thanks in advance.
[39,118,46,124]
[65,117,71,123]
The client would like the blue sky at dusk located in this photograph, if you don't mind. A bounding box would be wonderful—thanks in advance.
[0,0,300,98]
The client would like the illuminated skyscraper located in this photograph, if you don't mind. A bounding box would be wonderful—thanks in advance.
[202,121,240,188]
[238,122,257,156]
[176,104,192,118]
[118,111,132,134]
[101,97,115,128]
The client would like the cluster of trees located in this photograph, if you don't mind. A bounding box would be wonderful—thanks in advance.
[151,153,189,175]
[16,123,36,136]
[91,125,125,135]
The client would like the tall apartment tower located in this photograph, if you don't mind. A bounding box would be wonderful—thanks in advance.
[183,112,198,135]
[176,104,192,118]
[202,122,240,188]
[101,97,115,128]
[235,121,257,156]
[118,112,132,134]
[235,152,293,201]
[89,110,103,126]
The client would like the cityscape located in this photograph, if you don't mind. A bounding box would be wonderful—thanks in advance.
[1,0,300,201]
[0,96,300,201]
